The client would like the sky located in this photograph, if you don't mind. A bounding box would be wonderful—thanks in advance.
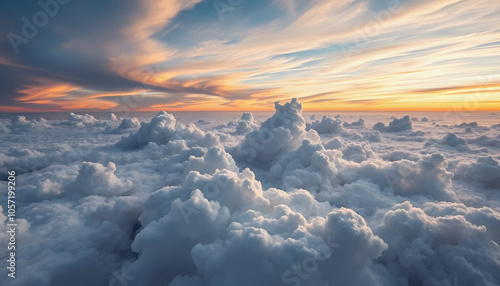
[0,0,499,112]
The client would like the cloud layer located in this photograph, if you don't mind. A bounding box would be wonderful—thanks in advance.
[1,99,500,286]
[1,0,499,111]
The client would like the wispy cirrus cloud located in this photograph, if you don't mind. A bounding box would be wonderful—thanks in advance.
[0,0,499,112]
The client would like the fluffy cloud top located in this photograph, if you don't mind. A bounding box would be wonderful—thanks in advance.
[64,113,99,127]
[235,112,259,135]
[116,111,220,149]
[344,118,365,128]
[0,116,49,134]
[70,161,133,197]
[118,117,141,130]
[373,116,413,132]
[457,156,500,188]
[440,133,467,147]
[233,98,315,168]
[307,115,344,134]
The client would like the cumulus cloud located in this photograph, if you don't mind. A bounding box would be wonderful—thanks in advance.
[116,111,220,149]
[232,98,314,168]
[373,115,413,132]
[382,151,420,162]
[2,98,500,286]
[235,112,259,135]
[440,133,467,147]
[341,142,375,163]
[338,154,457,201]
[64,113,99,127]
[457,156,500,188]
[362,130,382,142]
[118,117,141,130]
[267,140,339,193]
[344,118,365,128]
[376,201,500,285]
[454,122,479,128]
[70,161,133,197]
[323,137,345,150]
[425,133,470,151]
[1,116,49,134]
[307,115,344,134]
[468,134,500,147]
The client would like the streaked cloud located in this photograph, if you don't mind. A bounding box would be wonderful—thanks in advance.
[0,0,499,111]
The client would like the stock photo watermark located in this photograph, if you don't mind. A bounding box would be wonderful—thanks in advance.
[7,0,72,54]
[443,277,463,286]
[111,64,161,118]
[340,0,402,61]
[213,0,243,21]
[177,173,231,224]
[109,269,135,286]
[236,108,291,163]
[6,171,17,279]
[442,74,499,125]
[282,234,340,286]
[383,160,417,192]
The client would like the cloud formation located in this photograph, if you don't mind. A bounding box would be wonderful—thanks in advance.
[373,115,413,132]
[1,98,500,286]
[1,0,499,111]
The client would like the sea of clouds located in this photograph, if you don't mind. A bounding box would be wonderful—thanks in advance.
[1,99,499,286]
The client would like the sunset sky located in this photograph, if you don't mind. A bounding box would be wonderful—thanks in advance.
[0,0,499,112]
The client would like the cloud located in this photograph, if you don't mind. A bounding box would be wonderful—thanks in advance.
[324,137,345,149]
[362,130,382,142]
[307,115,344,134]
[457,156,500,188]
[425,133,470,151]
[1,0,499,112]
[232,98,313,168]
[116,111,220,149]
[382,151,420,162]
[235,112,259,135]
[2,98,500,286]
[4,116,49,133]
[267,140,339,193]
[373,115,413,132]
[375,201,500,285]
[62,113,99,127]
[338,154,457,201]
[118,117,141,130]
[344,118,365,128]
[467,135,500,147]
[191,207,387,286]
[439,133,468,147]
[182,146,239,175]
[341,142,375,163]
[70,161,133,197]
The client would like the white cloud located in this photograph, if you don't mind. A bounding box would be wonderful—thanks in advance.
[375,201,500,285]
[457,156,500,188]
[70,161,133,197]
[118,117,141,130]
[232,98,311,168]
[373,115,413,132]
[235,112,259,135]
[1,98,500,286]
[117,111,220,149]
[307,115,344,134]
[267,140,339,193]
